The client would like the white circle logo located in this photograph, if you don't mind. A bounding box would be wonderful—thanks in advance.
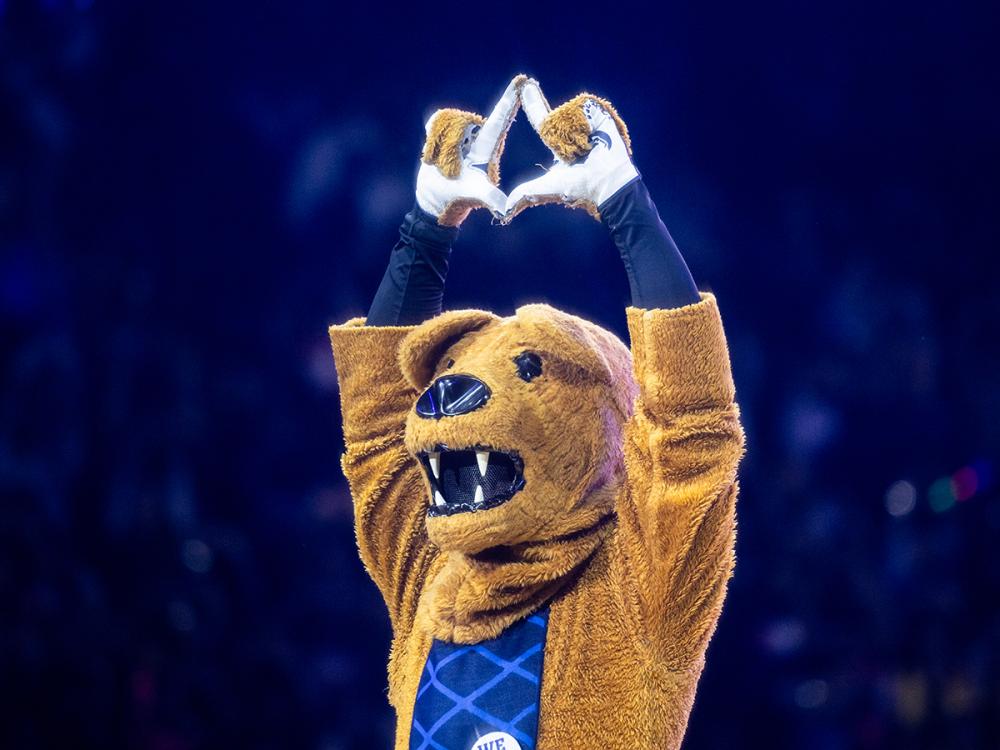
[469,731,521,750]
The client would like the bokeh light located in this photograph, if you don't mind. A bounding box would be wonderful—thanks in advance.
[885,480,917,517]
[794,679,829,710]
[181,538,213,574]
[928,477,956,513]
[951,466,978,501]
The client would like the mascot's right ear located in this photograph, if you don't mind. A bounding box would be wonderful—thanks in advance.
[399,309,501,391]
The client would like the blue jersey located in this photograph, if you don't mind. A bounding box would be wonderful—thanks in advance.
[410,609,549,750]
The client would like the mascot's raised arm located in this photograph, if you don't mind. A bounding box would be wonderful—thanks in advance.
[328,75,745,750]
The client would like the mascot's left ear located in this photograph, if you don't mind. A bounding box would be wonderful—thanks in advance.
[399,309,501,391]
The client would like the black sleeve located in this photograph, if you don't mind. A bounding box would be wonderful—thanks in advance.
[366,204,457,326]
[600,178,700,310]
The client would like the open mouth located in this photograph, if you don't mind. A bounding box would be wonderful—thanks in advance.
[417,446,525,516]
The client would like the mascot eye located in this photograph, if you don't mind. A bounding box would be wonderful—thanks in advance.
[513,351,543,382]
[445,358,455,369]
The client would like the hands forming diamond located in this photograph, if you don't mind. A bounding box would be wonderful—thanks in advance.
[416,75,638,227]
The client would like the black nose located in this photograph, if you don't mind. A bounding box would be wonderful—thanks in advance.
[415,374,491,419]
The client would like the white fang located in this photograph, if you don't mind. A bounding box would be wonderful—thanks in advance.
[428,452,440,479]
[435,490,446,507]
[476,450,489,477]
[474,485,485,504]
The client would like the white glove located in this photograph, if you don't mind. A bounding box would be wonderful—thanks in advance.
[504,80,639,222]
[416,75,526,226]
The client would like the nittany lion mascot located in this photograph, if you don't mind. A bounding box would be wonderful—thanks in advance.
[329,75,745,750]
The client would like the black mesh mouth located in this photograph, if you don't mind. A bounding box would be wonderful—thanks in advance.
[417,445,525,517]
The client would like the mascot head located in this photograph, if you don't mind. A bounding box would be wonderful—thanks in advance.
[399,304,637,554]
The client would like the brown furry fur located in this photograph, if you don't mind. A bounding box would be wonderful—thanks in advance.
[421,109,485,179]
[539,92,633,164]
[437,198,483,228]
[506,191,604,223]
[329,294,744,749]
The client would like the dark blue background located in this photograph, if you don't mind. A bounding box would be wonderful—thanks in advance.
[2,1,998,748]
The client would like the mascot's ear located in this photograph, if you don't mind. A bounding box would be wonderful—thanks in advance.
[399,309,501,391]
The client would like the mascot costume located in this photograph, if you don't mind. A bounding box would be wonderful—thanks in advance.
[328,75,745,750]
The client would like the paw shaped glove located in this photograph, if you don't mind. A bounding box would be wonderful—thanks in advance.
[504,80,639,222]
[416,75,526,226]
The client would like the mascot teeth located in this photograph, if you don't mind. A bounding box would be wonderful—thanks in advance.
[418,447,525,516]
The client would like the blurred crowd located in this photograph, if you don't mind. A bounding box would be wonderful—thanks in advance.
[2,1,997,748]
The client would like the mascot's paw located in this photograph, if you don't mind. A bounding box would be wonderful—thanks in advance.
[538,93,632,164]
[504,81,639,223]
[422,108,487,180]
[416,75,527,226]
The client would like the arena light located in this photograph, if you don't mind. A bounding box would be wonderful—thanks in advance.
[928,477,956,513]
[885,480,917,517]
[951,466,978,502]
